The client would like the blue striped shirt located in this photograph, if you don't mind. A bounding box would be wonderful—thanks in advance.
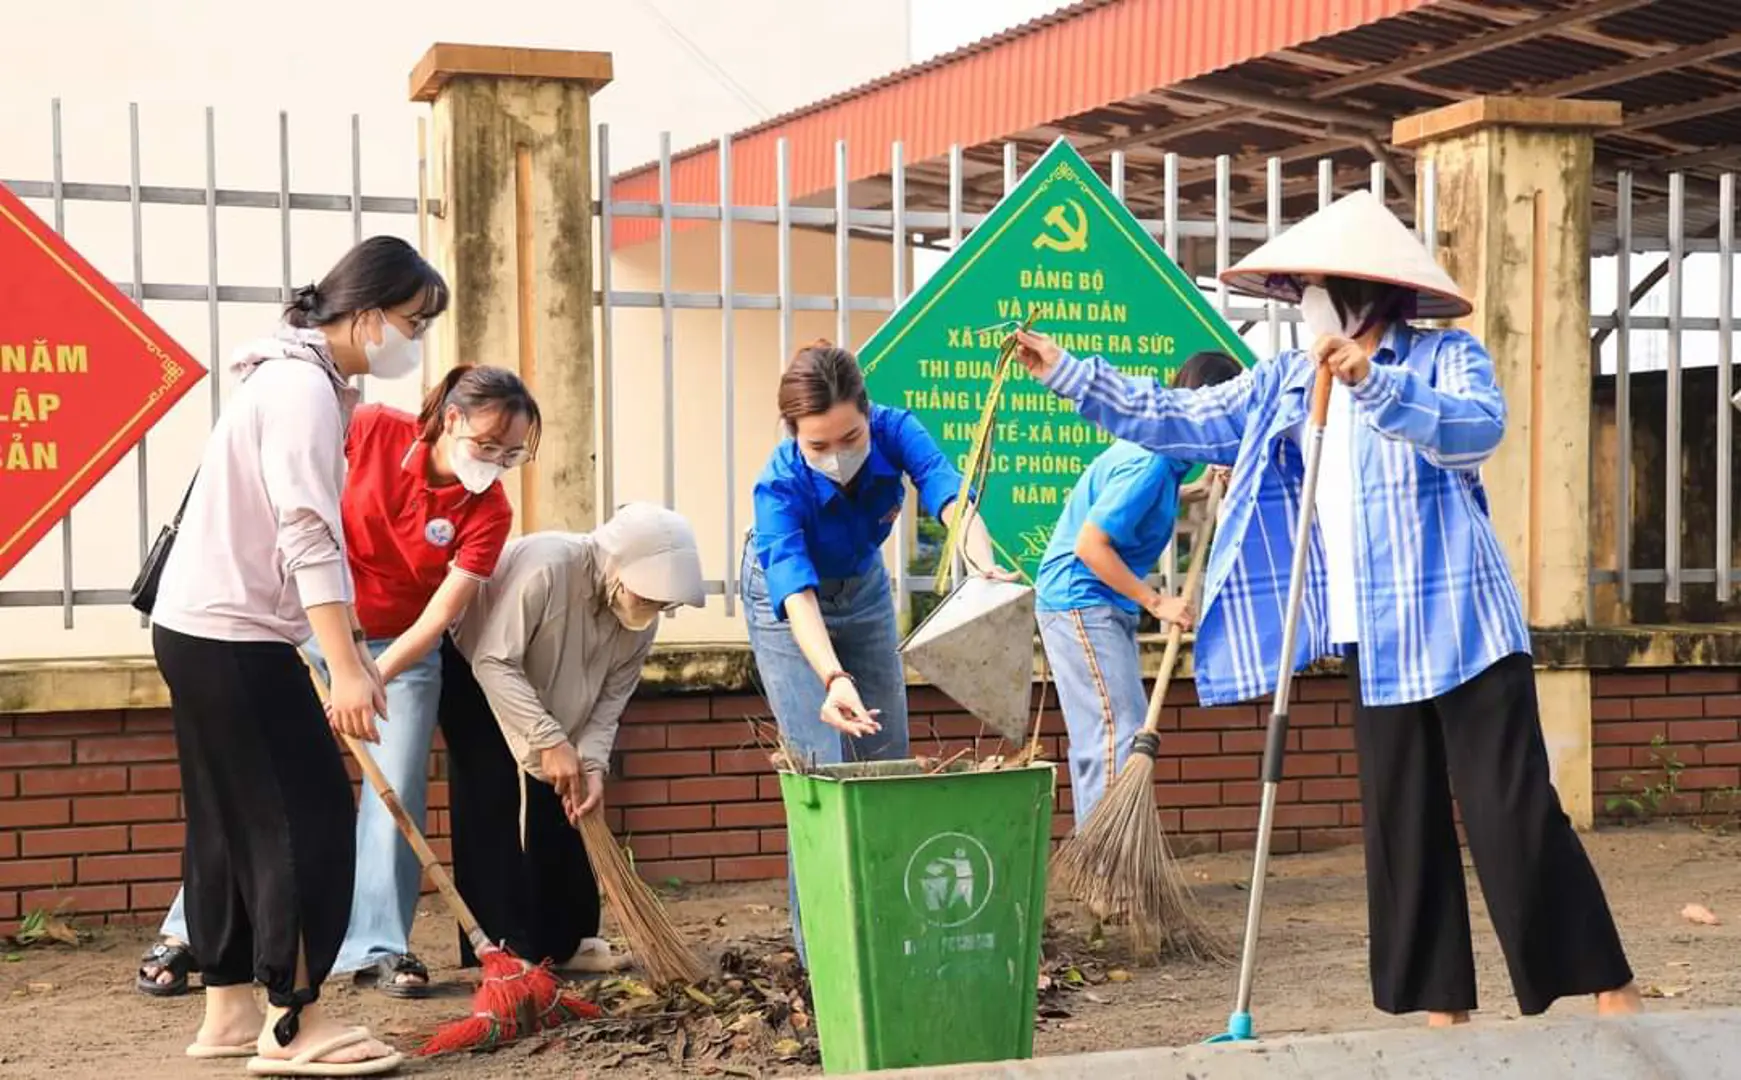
[1040,324,1530,708]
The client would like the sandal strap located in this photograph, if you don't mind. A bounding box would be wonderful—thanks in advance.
[141,941,194,971]
[289,1027,377,1066]
[380,953,427,978]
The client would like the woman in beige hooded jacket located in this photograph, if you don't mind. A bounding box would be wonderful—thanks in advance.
[440,503,706,971]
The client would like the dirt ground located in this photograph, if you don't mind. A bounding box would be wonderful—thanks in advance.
[1,824,1737,1079]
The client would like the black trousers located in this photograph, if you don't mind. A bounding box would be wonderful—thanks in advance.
[154,625,355,1013]
[438,640,600,968]
[1347,648,1632,1016]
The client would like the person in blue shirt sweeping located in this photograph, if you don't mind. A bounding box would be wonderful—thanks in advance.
[742,339,1010,965]
[1013,190,1642,1028]
[1035,350,1241,830]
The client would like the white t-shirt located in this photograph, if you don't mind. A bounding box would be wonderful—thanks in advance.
[1313,381,1360,645]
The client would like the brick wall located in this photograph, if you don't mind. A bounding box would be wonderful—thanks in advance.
[7,667,1740,929]
[1592,671,1741,820]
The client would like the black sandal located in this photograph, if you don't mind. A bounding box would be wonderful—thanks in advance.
[136,940,196,998]
[357,952,431,999]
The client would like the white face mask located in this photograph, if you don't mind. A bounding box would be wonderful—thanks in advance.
[806,444,870,485]
[1298,284,1371,342]
[609,583,659,632]
[450,442,503,494]
[365,315,423,380]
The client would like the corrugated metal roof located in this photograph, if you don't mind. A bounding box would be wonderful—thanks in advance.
[607,0,1437,246]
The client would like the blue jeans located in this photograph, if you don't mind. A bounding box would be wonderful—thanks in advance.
[740,541,909,966]
[1038,606,1147,831]
[161,637,442,976]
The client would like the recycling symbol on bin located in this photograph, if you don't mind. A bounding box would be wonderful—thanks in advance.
[903,832,995,928]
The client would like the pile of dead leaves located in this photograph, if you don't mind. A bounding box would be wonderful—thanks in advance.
[1034,923,1140,1029]
[531,935,819,1075]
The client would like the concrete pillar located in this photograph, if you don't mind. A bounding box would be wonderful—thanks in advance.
[1394,97,1622,828]
[411,43,613,533]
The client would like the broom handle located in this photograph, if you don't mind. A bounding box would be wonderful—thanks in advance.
[302,653,495,957]
[1138,473,1227,737]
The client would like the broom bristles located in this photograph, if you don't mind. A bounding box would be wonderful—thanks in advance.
[580,812,708,986]
[1053,751,1230,964]
[417,944,596,1056]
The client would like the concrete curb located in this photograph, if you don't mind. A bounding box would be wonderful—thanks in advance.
[844,1008,1741,1078]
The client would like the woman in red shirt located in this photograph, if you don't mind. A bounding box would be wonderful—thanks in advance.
[143,364,540,1001]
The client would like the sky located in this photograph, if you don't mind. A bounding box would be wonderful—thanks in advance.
[909,0,1074,61]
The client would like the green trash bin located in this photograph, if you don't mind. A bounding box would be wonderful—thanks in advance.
[779,760,1055,1074]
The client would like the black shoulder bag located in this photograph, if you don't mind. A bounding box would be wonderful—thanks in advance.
[129,472,199,616]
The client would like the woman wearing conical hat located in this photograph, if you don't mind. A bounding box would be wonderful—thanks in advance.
[1013,191,1642,1027]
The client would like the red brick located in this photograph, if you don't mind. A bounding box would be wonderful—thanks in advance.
[1595,673,1666,696]
[611,779,669,807]
[1154,782,1222,808]
[1703,743,1741,765]
[670,831,760,858]
[124,711,175,733]
[1669,719,1740,743]
[614,726,668,751]
[426,781,448,811]
[620,750,712,778]
[713,855,786,882]
[20,766,128,797]
[129,764,182,793]
[0,833,14,859]
[624,805,714,832]
[11,713,123,737]
[131,881,181,909]
[907,687,962,711]
[1180,807,1258,833]
[1669,672,1740,695]
[1301,777,1360,802]
[0,740,73,767]
[1631,745,1698,767]
[1631,697,1706,721]
[1703,695,1741,719]
[602,808,624,833]
[79,852,181,883]
[621,696,713,724]
[917,715,984,740]
[20,884,127,914]
[0,799,71,828]
[635,859,712,884]
[1181,706,1258,730]
[1301,727,1355,753]
[76,734,177,764]
[1282,753,1342,778]
[664,722,750,749]
[758,775,783,800]
[1297,678,1348,702]
[1674,766,1741,791]
[710,694,774,720]
[21,826,129,858]
[131,823,186,850]
[1160,732,1220,756]
[1338,752,1361,776]
[1591,698,1632,721]
[1275,804,1342,828]
[0,891,15,920]
[427,837,451,864]
[761,829,787,854]
[1290,702,1341,727]
[0,857,74,889]
[715,802,786,828]
[0,772,13,798]
[1592,746,1632,770]
[1149,757,1180,782]
[74,794,177,824]
[1180,757,1258,782]
[627,834,670,861]
[670,777,757,804]
[1592,721,1666,745]
[713,749,774,775]
[1219,780,1300,806]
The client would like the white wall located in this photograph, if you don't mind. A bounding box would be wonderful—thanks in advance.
[0,0,909,658]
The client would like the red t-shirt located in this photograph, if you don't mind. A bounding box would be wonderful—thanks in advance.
[342,404,513,638]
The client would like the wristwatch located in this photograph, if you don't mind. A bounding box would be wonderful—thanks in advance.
[824,670,855,690]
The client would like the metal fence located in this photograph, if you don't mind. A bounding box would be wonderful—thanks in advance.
[4,99,1737,628]
[0,100,429,627]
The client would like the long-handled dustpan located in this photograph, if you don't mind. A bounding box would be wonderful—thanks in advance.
[1207,361,1333,1044]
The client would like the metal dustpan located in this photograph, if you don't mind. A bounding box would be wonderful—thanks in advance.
[900,576,1036,742]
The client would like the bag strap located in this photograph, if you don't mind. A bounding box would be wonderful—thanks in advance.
[168,471,199,529]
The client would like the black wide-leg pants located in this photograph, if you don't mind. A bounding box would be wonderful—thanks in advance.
[154,624,355,1018]
[1346,648,1633,1016]
[437,639,600,968]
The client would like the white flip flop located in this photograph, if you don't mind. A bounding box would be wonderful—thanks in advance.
[565,937,632,974]
[246,1027,402,1077]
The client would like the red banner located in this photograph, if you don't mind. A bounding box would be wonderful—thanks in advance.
[0,182,207,581]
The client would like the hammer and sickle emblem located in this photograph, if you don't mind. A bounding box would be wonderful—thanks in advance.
[1032,199,1089,253]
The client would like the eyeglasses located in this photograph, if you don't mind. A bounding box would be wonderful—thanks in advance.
[452,423,533,468]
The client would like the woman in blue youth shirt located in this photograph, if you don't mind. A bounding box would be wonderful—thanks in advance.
[742,341,1008,962]
[1036,350,1241,830]
[1014,191,1641,1027]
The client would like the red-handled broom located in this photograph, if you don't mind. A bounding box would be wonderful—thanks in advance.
[299,654,599,1055]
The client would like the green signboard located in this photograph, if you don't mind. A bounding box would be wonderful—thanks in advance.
[861,138,1257,583]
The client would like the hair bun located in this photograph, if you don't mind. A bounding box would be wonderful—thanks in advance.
[291,283,320,312]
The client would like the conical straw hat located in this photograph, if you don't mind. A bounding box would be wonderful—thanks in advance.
[1219,189,1472,319]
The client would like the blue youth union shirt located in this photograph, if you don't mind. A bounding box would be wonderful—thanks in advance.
[751,403,964,619]
[1035,440,1188,614]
